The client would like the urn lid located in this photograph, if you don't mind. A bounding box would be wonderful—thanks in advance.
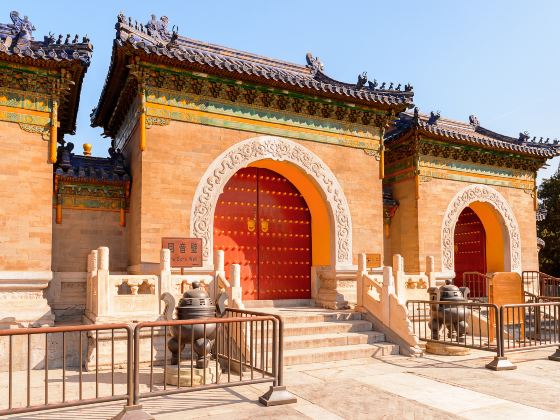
[177,281,213,307]
[182,281,209,299]
[439,281,466,301]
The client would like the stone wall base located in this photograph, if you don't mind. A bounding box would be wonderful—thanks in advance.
[0,271,55,327]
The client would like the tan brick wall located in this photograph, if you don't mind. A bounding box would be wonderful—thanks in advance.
[127,120,384,267]
[0,122,52,271]
[52,208,127,272]
[124,124,142,267]
[387,179,420,272]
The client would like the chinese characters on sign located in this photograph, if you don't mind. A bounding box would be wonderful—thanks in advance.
[162,237,203,267]
[366,253,382,268]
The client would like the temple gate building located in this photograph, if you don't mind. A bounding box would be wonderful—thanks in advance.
[383,111,558,285]
[0,11,559,342]
[86,12,412,311]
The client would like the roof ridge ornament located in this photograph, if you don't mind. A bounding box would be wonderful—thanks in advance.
[356,72,367,89]
[412,107,420,124]
[305,52,323,76]
[469,114,479,127]
[146,14,171,42]
[8,11,35,49]
[428,110,440,125]
[518,131,530,143]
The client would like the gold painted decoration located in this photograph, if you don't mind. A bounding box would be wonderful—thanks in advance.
[145,115,170,127]
[49,99,58,163]
[18,122,49,140]
[247,217,256,232]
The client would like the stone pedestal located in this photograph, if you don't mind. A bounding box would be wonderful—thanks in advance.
[425,341,471,356]
[315,267,357,310]
[0,271,55,327]
[164,362,221,386]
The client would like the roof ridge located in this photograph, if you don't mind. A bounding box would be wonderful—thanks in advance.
[0,10,92,63]
[386,110,560,158]
[114,12,414,98]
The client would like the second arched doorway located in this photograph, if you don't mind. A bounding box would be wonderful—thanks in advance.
[213,167,312,300]
[453,206,487,285]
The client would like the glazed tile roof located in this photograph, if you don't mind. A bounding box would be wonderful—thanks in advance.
[0,11,92,64]
[55,144,130,183]
[92,13,413,129]
[383,187,398,207]
[386,110,560,158]
[0,11,93,136]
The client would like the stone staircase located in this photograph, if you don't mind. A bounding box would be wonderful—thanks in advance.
[249,305,400,365]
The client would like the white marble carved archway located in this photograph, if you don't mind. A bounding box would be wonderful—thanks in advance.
[441,184,522,273]
[190,136,353,269]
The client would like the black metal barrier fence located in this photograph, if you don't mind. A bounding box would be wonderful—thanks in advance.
[523,271,560,298]
[0,309,296,418]
[407,299,560,370]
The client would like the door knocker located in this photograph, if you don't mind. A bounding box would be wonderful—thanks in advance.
[247,217,256,232]
[261,219,269,233]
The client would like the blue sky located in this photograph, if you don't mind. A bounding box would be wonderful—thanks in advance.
[6,1,559,183]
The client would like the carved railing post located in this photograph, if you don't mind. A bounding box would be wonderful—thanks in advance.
[159,248,172,313]
[85,250,99,319]
[382,266,394,324]
[96,247,110,318]
[214,249,229,298]
[426,256,436,288]
[356,253,367,310]
[228,264,244,309]
[392,254,406,303]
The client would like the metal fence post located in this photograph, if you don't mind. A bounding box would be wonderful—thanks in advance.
[111,324,155,420]
[549,347,560,361]
[258,316,297,406]
[486,305,516,371]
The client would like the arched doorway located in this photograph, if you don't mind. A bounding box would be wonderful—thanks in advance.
[190,136,353,270]
[441,184,522,275]
[453,207,487,285]
[213,167,312,300]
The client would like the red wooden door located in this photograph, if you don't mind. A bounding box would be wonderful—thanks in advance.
[257,168,311,300]
[454,207,487,287]
[213,167,311,300]
[214,168,259,299]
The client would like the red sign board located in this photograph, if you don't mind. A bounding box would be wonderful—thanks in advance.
[162,237,203,268]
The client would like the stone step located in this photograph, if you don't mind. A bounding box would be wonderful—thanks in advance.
[253,330,386,350]
[282,331,386,350]
[282,342,400,366]
[272,311,363,324]
[270,320,374,337]
[243,299,314,308]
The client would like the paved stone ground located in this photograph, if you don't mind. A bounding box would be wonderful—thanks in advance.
[7,348,560,419]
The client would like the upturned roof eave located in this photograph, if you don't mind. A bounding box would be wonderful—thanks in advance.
[0,50,91,135]
[385,121,559,160]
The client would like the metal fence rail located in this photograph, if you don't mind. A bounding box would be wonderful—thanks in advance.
[501,302,560,353]
[462,272,490,299]
[132,313,277,404]
[407,300,500,354]
[0,310,295,418]
[523,271,560,298]
[0,323,133,416]
[408,298,560,370]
